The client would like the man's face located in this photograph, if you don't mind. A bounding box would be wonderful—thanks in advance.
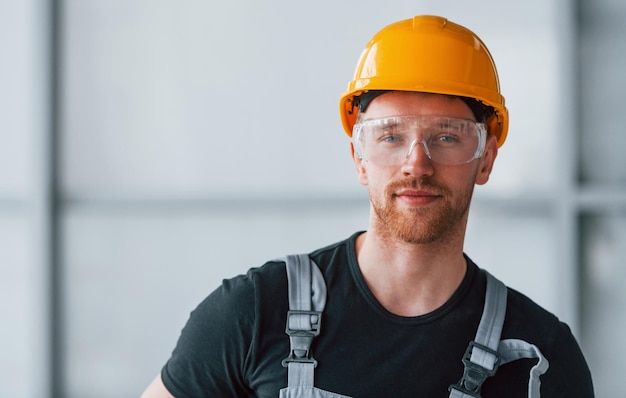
[352,91,498,244]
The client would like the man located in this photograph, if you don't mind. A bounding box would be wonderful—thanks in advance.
[142,15,594,397]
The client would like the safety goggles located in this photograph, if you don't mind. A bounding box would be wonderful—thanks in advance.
[352,116,487,166]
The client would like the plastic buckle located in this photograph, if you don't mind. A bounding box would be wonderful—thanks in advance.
[281,310,322,368]
[448,341,501,397]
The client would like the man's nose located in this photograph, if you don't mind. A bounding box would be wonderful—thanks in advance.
[401,139,434,175]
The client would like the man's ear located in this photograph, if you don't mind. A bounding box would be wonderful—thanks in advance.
[351,143,369,186]
[475,134,498,185]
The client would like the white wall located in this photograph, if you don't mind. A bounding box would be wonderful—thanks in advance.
[0,0,50,396]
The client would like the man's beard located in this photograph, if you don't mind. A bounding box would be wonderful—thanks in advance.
[370,178,474,244]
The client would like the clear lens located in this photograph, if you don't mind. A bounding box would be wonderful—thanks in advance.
[353,116,487,166]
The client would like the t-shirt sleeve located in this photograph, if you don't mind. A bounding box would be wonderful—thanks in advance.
[543,322,595,397]
[161,274,256,397]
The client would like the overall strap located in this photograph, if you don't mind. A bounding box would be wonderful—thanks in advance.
[498,339,549,398]
[449,271,549,398]
[281,254,327,388]
[449,271,507,398]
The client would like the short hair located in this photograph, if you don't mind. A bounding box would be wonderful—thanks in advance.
[352,90,494,123]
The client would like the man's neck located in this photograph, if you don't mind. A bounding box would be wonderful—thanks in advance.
[355,231,467,317]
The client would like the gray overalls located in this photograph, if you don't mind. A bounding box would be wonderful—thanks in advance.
[279,254,548,398]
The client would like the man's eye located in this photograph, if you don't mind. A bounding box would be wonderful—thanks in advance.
[382,134,401,143]
[433,134,461,145]
[439,135,458,142]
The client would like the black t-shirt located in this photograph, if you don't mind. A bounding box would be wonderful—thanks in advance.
[161,232,594,397]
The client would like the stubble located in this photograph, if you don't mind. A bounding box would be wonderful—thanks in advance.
[370,178,475,244]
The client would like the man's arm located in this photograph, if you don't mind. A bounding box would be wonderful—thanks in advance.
[141,374,174,398]
[140,271,260,397]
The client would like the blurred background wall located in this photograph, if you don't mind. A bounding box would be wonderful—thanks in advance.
[1,0,624,396]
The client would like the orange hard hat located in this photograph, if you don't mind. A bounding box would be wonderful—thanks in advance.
[339,15,509,147]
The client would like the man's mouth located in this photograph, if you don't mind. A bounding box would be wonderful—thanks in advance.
[393,189,441,206]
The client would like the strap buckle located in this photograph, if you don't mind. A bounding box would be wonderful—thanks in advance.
[281,310,322,368]
[448,341,501,397]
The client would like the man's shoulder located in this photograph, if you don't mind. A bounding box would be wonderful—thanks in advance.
[470,267,566,347]
[475,271,592,395]
[471,266,560,329]
[504,284,559,325]
[494,278,574,353]
[238,232,358,295]
[308,232,360,271]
